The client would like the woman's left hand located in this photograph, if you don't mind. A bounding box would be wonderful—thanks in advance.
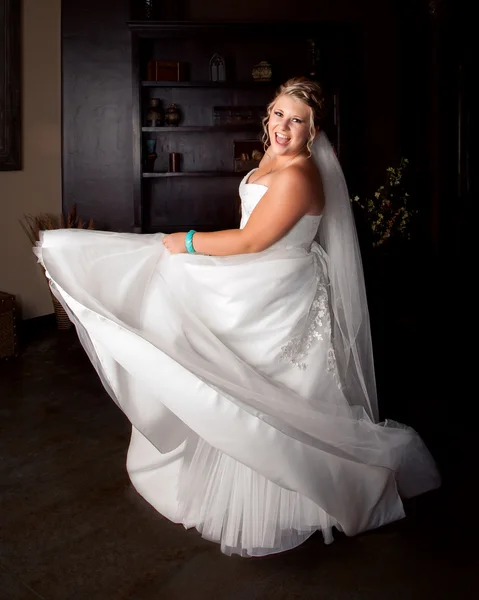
[162,232,187,254]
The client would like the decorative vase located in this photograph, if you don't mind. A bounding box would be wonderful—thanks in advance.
[252,61,272,82]
[164,104,181,127]
[145,139,157,172]
[146,98,163,127]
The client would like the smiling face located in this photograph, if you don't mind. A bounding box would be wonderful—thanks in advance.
[267,94,313,158]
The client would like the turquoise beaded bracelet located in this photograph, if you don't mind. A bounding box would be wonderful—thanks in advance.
[185,230,197,254]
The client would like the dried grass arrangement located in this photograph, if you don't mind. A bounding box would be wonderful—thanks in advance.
[20,204,94,330]
[20,204,94,245]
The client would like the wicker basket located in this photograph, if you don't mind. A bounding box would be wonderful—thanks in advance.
[51,293,72,330]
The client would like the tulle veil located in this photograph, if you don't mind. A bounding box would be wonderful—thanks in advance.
[313,132,378,421]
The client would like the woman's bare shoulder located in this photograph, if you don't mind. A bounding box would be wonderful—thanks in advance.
[272,159,324,214]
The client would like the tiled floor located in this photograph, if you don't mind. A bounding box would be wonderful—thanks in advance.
[1,311,476,600]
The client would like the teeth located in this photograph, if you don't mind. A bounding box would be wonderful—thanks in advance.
[276,133,289,140]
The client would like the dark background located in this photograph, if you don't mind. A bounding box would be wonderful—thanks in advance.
[62,0,472,255]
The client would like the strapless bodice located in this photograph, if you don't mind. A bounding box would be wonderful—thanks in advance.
[239,170,322,250]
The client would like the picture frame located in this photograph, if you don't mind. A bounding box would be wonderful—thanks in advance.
[233,139,264,173]
[0,0,21,171]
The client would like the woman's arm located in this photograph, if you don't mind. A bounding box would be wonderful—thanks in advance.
[163,166,323,256]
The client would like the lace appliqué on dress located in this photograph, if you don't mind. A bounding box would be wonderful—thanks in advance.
[279,281,338,373]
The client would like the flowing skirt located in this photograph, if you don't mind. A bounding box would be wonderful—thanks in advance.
[35,229,440,556]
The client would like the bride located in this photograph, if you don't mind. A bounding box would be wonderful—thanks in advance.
[35,77,440,557]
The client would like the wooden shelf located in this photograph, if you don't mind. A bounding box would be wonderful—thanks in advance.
[141,81,276,89]
[143,171,244,178]
[128,20,336,233]
[142,125,261,133]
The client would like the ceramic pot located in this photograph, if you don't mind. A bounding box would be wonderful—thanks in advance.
[164,104,181,127]
[146,99,163,127]
[252,61,272,82]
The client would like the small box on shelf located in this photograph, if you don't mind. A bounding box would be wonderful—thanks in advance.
[146,60,188,82]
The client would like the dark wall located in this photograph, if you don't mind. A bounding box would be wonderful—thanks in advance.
[62,0,401,231]
[187,0,401,183]
[62,0,133,230]
[395,0,474,254]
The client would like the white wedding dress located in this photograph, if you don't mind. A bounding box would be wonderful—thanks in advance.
[35,167,440,557]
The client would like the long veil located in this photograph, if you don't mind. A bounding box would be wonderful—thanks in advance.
[313,132,379,422]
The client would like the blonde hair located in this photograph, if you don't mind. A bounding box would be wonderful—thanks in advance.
[262,77,325,156]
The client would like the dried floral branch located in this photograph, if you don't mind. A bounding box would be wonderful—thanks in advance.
[350,158,417,247]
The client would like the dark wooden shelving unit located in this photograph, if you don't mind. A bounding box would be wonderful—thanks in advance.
[129,21,350,234]
[141,125,261,133]
[143,171,244,178]
[141,81,277,89]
